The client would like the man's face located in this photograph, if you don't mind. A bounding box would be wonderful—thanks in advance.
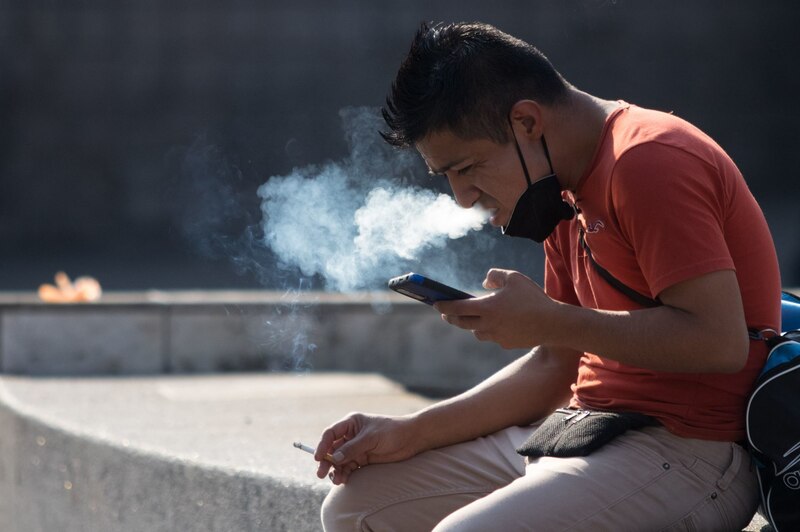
[416,129,528,228]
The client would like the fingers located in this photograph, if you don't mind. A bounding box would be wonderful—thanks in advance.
[435,294,490,335]
[326,434,370,467]
[314,414,413,485]
[440,314,483,331]
[314,437,344,471]
[314,418,354,478]
[314,414,369,483]
[318,457,360,485]
[315,437,365,485]
[315,416,356,461]
[483,268,513,290]
[447,319,494,343]
[326,460,361,485]
[435,269,540,347]
[316,453,343,480]
[433,298,480,316]
[316,460,332,479]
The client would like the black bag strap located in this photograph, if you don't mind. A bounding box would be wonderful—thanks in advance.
[579,228,661,308]
[579,228,765,340]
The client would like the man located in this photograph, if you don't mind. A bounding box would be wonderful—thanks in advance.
[313,22,781,531]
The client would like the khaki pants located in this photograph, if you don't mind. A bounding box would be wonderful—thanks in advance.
[321,424,758,532]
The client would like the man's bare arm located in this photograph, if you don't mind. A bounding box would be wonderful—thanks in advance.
[411,344,580,452]
[437,268,748,373]
[548,269,748,373]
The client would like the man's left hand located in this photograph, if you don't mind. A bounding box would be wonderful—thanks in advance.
[434,269,559,349]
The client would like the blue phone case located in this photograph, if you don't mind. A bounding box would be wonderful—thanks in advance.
[388,272,474,305]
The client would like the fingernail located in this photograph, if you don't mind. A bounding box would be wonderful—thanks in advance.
[333,451,344,463]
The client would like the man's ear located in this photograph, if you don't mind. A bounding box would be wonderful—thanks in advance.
[509,100,544,139]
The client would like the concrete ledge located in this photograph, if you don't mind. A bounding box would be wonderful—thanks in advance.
[0,291,525,395]
[0,372,432,532]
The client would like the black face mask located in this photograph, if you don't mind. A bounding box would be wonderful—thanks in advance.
[501,125,575,243]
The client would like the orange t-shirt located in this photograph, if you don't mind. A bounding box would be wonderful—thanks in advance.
[544,103,781,441]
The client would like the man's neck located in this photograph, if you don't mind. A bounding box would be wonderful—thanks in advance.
[546,89,618,192]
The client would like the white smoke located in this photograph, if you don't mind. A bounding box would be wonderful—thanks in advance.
[354,188,487,260]
[257,107,491,292]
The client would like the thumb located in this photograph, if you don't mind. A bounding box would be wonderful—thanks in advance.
[330,438,364,466]
[483,268,512,290]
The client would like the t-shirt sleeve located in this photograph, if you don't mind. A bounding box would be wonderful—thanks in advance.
[610,142,735,297]
[544,230,581,306]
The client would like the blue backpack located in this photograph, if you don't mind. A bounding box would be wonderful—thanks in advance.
[746,291,800,531]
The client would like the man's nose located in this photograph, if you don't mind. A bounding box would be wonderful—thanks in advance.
[447,174,480,208]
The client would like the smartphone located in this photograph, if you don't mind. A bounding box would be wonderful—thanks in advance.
[388,272,474,305]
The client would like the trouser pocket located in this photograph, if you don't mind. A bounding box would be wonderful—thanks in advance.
[665,443,758,532]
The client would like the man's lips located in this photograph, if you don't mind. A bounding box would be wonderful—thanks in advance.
[475,201,503,227]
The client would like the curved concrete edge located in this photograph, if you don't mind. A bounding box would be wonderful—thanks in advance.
[0,373,432,532]
[0,387,327,532]
[0,415,326,532]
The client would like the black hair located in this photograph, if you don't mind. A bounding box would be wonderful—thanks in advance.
[381,22,570,148]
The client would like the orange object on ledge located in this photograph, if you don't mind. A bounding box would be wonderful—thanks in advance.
[38,271,102,303]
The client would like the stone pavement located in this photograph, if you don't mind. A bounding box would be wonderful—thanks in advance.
[0,372,772,531]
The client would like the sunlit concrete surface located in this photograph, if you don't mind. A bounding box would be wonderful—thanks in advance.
[0,373,432,532]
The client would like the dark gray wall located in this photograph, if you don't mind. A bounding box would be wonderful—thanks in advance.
[1,0,798,290]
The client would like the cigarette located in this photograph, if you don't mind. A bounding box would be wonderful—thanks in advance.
[293,441,336,462]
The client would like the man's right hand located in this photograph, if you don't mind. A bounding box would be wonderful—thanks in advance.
[314,413,419,485]
[313,345,581,485]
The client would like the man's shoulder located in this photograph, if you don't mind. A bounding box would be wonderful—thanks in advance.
[610,104,723,160]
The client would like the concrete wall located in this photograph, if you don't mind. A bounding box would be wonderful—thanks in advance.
[2,1,798,290]
[0,292,525,395]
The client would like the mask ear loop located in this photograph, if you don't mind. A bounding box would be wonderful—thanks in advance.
[508,116,533,187]
[508,116,554,186]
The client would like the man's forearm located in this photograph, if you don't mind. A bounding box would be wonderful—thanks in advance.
[408,345,580,453]
[438,269,749,374]
[545,271,749,373]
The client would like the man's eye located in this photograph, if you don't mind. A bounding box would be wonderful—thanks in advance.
[457,165,473,176]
